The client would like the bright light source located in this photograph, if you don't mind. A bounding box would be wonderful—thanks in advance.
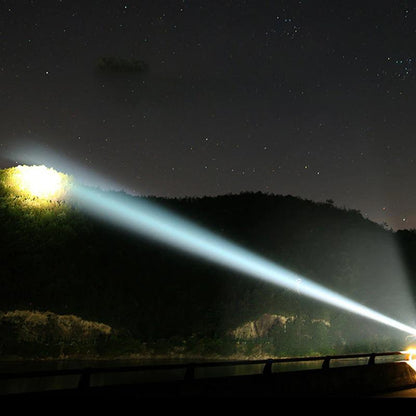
[402,347,416,370]
[10,165,67,200]
[403,347,416,361]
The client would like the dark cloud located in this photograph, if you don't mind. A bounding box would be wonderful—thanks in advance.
[96,57,147,73]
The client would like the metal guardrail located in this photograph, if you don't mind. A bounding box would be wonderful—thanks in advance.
[0,351,406,391]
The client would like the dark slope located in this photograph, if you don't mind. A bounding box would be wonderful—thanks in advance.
[1,169,416,349]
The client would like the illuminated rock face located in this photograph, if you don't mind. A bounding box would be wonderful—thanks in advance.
[5,165,70,203]
[229,314,294,339]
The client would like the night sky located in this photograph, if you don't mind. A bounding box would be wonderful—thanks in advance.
[1,0,416,230]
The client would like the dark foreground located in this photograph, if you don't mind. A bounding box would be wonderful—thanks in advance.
[2,359,416,398]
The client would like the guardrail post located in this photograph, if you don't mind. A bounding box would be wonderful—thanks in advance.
[368,353,376,365]
[78,368,91,390]
[322,356,331,370]
[184,364,195,381]
[263,359,273,377]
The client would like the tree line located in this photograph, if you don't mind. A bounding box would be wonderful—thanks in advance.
[1,168,416,357]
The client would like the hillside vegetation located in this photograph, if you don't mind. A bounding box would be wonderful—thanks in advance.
[0,310,112,358]
[1,167,416,358]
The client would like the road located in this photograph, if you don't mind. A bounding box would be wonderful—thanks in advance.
[375,387,416,398]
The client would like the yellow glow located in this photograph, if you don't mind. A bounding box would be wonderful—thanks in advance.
[402,347,416,371]
[10,165,68,201]
[402,347,416,361]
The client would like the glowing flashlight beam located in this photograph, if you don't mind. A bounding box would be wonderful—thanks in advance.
[70,184,416,337]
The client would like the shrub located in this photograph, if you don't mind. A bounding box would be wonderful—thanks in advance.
[0,310,112,358]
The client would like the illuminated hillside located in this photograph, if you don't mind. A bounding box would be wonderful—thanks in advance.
[0,165,71,208]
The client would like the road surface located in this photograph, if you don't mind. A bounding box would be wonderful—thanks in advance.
[375,387,416,398]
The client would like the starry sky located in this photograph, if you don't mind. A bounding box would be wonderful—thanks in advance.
[1,0,416,230]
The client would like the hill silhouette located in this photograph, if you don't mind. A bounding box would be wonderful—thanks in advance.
[1,167,416,357]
